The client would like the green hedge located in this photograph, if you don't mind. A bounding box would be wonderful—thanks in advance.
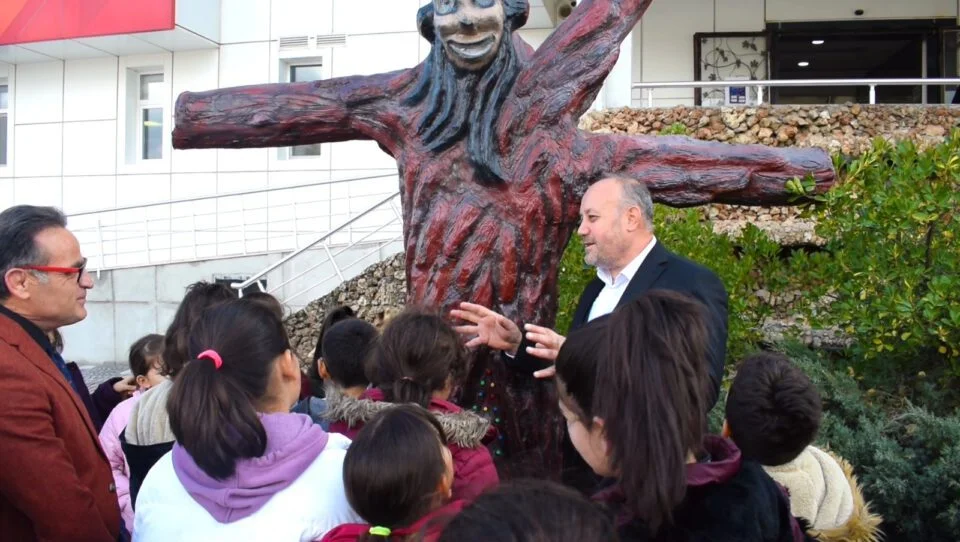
[752,344,960,541]
[807,135,960,382]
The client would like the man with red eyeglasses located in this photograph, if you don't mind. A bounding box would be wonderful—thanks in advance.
[0,205,123,541]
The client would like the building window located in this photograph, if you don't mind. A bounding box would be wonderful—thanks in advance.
[289,63,323,157]
[694,33,769,107]
[138,73,164,160]
[0,83,8,166]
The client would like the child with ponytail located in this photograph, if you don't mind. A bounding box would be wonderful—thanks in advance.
[554,290,807,542]
[134,299,360,541]
[325,307,498,501]
[320,405,461,542]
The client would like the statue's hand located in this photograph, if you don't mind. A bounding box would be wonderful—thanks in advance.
[451,302,523,356]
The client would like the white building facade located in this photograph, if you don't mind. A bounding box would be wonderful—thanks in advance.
[0,0,957,363]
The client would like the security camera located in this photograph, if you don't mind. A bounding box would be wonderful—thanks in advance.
[854,9,864,16]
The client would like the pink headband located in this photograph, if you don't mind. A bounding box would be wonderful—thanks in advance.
[197,349,223,370]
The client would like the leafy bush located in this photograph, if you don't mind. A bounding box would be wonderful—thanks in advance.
[780,343,960,541]
[711,343,960,541]
[807,133,960,380]
[659,122,689,135]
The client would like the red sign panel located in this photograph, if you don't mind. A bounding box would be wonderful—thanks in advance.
[0,0,175,46]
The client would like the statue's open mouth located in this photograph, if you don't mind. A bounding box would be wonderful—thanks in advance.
[446,36,496,61]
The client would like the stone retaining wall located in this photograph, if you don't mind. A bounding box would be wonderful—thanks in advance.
[286,253,406,364]
[581,104,960,245]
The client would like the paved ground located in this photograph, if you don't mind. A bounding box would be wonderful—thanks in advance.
[79,362,129,392]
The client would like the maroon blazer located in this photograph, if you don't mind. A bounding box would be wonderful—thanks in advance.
[0,313,121,542]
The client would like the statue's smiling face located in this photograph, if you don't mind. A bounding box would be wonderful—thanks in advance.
[434,0,505,71]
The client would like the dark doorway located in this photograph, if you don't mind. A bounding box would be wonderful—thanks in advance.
[769,19,958,105]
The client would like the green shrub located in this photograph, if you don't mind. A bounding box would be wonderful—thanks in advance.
[808,133,960,380]
[779,343,960,542]
[659,122,689,135]
[711,343,960,541]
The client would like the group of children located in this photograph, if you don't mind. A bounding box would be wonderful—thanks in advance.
[92,281,882,542]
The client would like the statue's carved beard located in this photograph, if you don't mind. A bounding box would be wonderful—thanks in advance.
[405,33,520,184]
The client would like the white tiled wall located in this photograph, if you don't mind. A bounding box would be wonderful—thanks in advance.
[63,121,116,176]
[14,124,63,177]
[15,62,64,124]
[63,57,118,122]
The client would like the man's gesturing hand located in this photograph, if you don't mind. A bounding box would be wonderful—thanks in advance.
[451,302,523,356]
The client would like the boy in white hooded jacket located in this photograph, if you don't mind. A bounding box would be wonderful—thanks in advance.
[723,352,882,542]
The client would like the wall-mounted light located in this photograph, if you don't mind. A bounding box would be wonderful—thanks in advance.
[798,61,810,67]
[812,40,825,45]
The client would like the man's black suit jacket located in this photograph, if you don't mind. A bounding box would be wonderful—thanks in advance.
[512,241,729,409]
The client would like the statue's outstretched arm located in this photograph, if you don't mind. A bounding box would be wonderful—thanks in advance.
[173,69,418,154]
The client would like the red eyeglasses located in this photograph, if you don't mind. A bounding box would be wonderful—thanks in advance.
[21,259,88,284]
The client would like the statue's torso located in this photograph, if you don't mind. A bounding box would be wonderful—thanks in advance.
[394,127,582,324]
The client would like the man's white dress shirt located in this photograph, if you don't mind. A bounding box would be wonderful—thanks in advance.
[586,237,657,322]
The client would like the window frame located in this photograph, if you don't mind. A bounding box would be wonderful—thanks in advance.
[117,54,172,175]
[281,58,326,160]
[0,79,9,168]
[137,72,165,162]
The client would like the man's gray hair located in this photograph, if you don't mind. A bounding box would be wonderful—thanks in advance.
[607,175,655,231]
[0,205,67,299]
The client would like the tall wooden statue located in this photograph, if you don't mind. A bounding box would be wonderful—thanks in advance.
[173,0,835,476]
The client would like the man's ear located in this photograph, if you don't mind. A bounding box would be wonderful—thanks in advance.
[625,206,645,232]
[4,269,32,301]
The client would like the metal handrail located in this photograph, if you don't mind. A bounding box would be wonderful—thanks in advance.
[266,212,403,295]
[631,77,960,107]
[68,190,398,233]
[67,173,397,218]
[281,235,403,304]
[234,190,401,293]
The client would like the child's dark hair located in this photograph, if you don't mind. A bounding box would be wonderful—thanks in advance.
[129,334,164,377]
[345,405,450,542]
[555,290,710,533]
[167,299,291,479]
[163,281,235,376]
[311,305,357,372]
[322,319,377,389]
[369,308,467,408]
[437,480,618,542]
[725,351,823,466]
[242,291,285,320]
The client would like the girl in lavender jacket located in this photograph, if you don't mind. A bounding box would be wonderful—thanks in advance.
[133,299,360,542]
[98,334,166,533]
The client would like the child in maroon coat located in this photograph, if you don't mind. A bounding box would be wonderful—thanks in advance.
[320,405,464,542]
[554,291,809,542]
[324,308,498,501]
